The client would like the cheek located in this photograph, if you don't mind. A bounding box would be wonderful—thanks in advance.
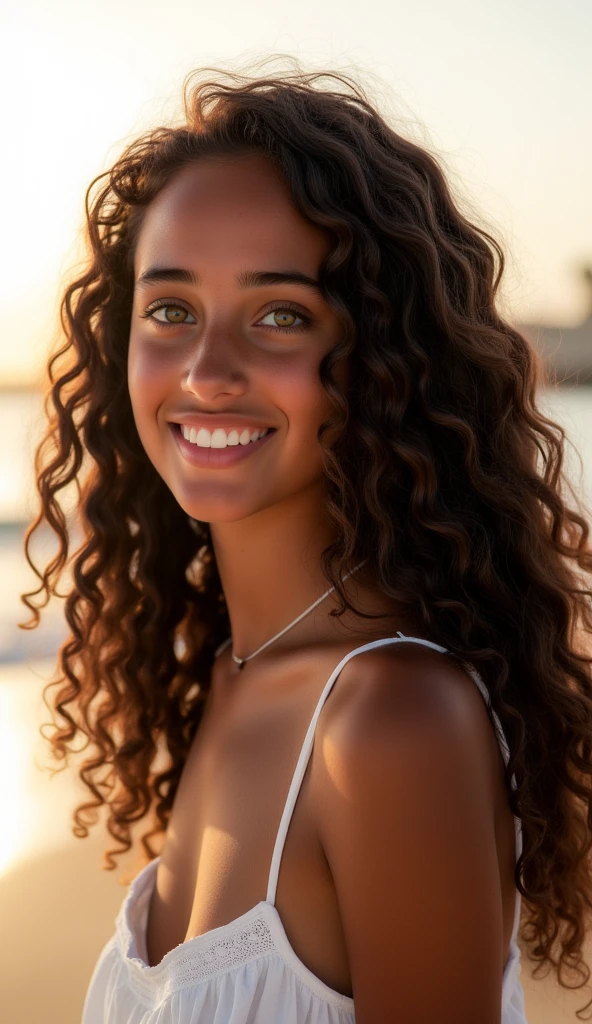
[129,333,162,384]
[275,357,337,452]
[127,340,167,450]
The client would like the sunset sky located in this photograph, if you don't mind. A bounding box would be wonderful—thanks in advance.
[1,0,590,385]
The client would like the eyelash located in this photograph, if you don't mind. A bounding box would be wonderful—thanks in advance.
[138,299,313,334]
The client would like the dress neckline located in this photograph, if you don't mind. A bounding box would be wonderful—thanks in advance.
[116,853,356,1010]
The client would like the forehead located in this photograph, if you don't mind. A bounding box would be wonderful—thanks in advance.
[134,153,331,275]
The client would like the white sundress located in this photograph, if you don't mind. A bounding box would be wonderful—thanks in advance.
[82,634,528,1023]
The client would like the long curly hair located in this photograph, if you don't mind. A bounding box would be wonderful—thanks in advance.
[20,58,592,1013]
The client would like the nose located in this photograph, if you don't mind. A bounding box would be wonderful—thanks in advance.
[181,320,247,402]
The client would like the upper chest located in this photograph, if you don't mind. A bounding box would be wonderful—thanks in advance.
[145,651,354,995]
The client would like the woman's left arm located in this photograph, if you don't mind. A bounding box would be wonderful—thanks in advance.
[315,651,505,1024]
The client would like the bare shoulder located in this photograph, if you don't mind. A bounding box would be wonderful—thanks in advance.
[316,640,500,786]
[311,641,505,1023]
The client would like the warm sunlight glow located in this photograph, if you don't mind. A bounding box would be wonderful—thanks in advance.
[0,685,33,876]
[1,5,591,385]
[0,662,83,879]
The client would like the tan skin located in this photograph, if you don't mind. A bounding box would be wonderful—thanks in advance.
[127,152,518,1022]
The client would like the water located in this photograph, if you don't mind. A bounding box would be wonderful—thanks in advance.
[1,386,592,662]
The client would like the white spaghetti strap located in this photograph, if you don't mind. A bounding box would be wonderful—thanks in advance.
[266,633,448,905]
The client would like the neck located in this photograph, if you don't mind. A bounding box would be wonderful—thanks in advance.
[210,482,351,661]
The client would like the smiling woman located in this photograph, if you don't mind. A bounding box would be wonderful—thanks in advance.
[17,59,592,1024]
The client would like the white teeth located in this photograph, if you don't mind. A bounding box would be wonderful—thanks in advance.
[180,425,270,448]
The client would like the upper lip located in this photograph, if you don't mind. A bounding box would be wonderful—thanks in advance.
[168,414,276,432]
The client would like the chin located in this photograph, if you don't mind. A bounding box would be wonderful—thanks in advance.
[171,491,272,525]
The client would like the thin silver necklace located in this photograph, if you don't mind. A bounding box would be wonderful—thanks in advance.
[214,558,368,670]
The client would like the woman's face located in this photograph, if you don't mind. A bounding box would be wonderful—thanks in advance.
[128,152,347,523]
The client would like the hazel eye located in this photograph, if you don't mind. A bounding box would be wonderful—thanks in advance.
[150,305,196,325]
[258,309,305,330]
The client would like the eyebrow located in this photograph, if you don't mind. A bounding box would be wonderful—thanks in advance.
[134,266,322,293]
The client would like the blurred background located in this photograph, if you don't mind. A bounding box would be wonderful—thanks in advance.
[1,0,591,1021]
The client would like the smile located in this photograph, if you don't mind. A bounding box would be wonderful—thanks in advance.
[170,423,276,468]
[181,424,272,448]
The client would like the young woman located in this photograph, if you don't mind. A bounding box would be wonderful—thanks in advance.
[22,63,592,1023]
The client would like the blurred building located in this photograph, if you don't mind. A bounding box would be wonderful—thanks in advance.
[518,267,592,386]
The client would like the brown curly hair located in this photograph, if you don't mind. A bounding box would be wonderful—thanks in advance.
[20,58,592,1014]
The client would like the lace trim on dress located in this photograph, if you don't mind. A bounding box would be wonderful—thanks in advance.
[122,908,277,1005]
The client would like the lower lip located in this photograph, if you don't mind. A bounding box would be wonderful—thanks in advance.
[169,424,276,467]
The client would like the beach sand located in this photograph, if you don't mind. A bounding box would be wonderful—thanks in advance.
[0,659,589,1023]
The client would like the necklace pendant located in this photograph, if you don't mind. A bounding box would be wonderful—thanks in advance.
[236,657,246,671]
